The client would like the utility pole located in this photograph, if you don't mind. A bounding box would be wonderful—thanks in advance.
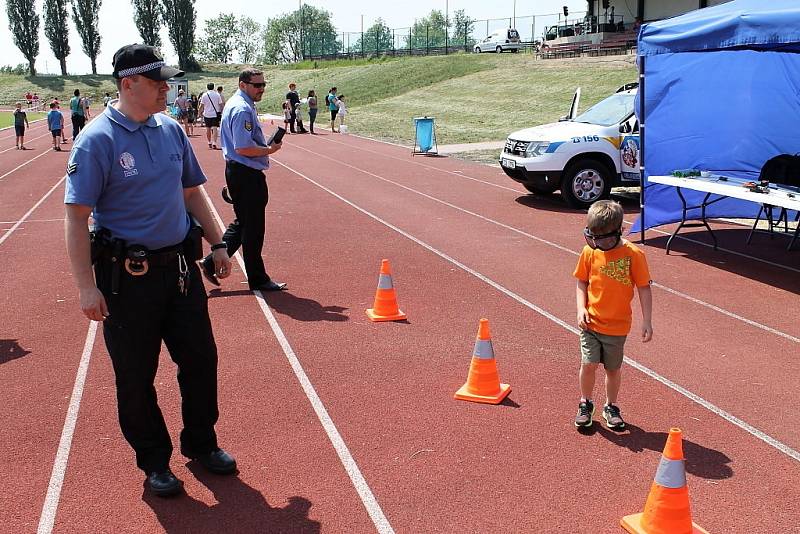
[299,0,303,61]
[445,0,449,54]
[513,0,516,28]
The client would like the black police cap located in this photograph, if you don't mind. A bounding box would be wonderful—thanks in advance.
[112,44,184,81]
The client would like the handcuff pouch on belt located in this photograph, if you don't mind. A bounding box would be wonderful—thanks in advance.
[124,245,149,276]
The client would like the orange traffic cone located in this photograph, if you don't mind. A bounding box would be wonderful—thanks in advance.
[621,428,710,534]
[454,319,511,404]
[365,259,407,322]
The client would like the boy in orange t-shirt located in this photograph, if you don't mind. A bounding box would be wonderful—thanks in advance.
[573,200,653,429]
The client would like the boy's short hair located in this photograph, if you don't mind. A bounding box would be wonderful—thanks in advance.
[206,82,215,90]
[586,200,624,233]
[50,102,57,108]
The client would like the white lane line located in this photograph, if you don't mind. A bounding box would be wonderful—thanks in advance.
[0,217,64,225]
[199,187,395,534]
[324,136,800,274]
[37,321,98,534]
[0,176,66,247]
[0,149,53,182]
[0,132,54,154]
[273,159,800,464]
[289,145,800,344]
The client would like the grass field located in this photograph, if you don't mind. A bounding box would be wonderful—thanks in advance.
[0,53,637,145]
[0,111,46,129]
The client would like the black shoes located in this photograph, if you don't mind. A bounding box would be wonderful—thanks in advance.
[251,280,287,291]
[200,257,220,287]
[146,470,183,497]
[183,448,237,475]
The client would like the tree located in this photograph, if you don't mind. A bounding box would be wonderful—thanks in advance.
[132,0,161,47]
[358,18,393,55]
[237,16,262,64]
[161,0,197,71]
[6,0,39,75]
[71,0,101,74]
[409,10,448,49]
[195,13,237,63]
[44,0,70,75]
[451,9,476,49]
[262,6,338,64]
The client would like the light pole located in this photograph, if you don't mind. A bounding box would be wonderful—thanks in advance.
[513,0,516,28]
[298,0,303,61]
[445,0,449,53]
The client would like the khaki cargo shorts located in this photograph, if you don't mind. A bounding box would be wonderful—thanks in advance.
[580,329,626,370]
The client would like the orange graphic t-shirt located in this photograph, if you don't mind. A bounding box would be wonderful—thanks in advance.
[573,240,651,336]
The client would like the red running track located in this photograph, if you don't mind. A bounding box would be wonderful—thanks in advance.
[1,119,798,533]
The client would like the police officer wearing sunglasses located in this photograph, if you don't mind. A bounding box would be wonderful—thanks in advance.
[65,44,236,497]
[200,67,286,291]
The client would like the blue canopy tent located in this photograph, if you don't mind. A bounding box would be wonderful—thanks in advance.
[633,0,800,238]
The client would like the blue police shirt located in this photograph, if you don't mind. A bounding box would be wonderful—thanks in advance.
[220,89,269,170]
[64,100,207,250]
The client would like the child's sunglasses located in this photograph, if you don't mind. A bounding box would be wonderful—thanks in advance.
[583,228,621,251]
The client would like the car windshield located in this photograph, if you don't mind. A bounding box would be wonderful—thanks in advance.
[573,93,636,126]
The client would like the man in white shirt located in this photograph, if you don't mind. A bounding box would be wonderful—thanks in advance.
[198,82,223,149]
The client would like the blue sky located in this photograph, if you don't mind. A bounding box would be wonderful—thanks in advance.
[1,0,588,75]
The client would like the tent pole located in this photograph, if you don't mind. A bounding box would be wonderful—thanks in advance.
[639,54,646,244]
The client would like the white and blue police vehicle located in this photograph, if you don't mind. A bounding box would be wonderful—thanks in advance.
[500,83,640,208]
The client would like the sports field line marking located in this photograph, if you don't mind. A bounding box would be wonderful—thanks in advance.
[273,158,800,464]
[199,186,395,534]
[289,145,800,344]
[0,217,64,225]
[0,149,52,182]
[0,176,66,247]
[324,136,800,275]
[0,132,53,154]
[0,118,48,139]
[37,321,98,534]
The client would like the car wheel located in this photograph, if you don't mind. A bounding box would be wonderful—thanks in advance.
[523,183,556,195]
[561,158,612,208]
[511,48,519,53]
[496,46,503,53]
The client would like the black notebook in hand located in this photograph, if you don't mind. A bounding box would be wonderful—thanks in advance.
[267,126,286,146]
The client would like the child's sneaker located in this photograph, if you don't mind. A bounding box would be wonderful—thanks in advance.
[603,404,625,429]
[574,400,594,427]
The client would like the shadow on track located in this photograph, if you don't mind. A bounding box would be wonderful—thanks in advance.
[0,339,31,364]
[143,462,321,533]
[209,289,349,323]
[578,422,733,479]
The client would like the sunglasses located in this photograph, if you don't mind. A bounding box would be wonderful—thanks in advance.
[583,227,622,251]
[244,82,266,88]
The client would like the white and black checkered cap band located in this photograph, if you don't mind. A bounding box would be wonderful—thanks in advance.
[117,61,165,78]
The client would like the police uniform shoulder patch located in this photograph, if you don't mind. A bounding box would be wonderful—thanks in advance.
[244,120,252,132]
[67,162,78,175]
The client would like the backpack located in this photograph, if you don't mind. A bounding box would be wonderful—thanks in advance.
[759,154,800,187]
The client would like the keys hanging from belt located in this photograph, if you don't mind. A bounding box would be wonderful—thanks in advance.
[177,252,189,296]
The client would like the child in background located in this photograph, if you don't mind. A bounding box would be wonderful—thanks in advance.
[337,94,348,126]
[282,101,292,133]
[13,102,29,150]
[47,102,64,151]
[294,101,306,134]
[573,200,653,430]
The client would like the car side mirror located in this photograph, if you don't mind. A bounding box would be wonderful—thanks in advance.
[619,123,632,134]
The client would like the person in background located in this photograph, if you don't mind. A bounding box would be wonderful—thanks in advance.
[336,94,348,128]
[175,89,189,136]
[307,90,318,134]
[13,102,29,150]
[47,102,64,151]
[83,96,92,119]
[286,82,306,133]
[327,87,338,133]
[217,85,226,111]
[187,93,198,137]
[294,101,306,134]
[199,82,223,149]
[282,100,292,132]
[70,89,86,140]
[103,92,112,107]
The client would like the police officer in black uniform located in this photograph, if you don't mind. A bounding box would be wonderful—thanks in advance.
[65,44,236,497]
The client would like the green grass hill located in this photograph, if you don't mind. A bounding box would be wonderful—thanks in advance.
[1,53,637,145]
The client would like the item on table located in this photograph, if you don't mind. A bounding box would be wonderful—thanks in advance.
[672,169,701,178]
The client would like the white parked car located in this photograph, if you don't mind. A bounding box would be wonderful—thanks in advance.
[500,84,641,208]
[474,28,522,53]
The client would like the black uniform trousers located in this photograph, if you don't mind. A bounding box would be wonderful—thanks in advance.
[96,257,219,474]
[71,114,85,140]
[220,160,272,288]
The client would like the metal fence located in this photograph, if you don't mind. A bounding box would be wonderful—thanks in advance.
[303,12,589,60]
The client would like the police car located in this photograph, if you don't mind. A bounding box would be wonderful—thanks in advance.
[500,83,640,208]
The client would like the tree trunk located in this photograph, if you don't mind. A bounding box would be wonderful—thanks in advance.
[60,57,67,76]
[28,59,36,76]
[91,57,97,75]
